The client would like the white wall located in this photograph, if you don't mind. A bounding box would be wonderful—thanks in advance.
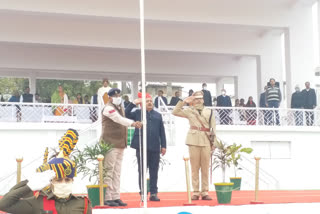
[1,117,320,195]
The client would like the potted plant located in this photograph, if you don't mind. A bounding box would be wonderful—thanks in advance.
[73,139,112,207]
[229,143,253,191]
[212,139,234,204]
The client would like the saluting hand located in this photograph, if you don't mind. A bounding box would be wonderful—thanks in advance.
[133,98,142,105]
[183,96,195,104]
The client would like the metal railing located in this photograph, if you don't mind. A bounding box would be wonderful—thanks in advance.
[165,105,320,127]
[1,101,319,127]
[0,102,99,123]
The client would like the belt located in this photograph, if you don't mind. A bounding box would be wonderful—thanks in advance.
[190,126,210,132]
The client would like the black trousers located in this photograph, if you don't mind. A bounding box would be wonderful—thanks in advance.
[136,149,160,195]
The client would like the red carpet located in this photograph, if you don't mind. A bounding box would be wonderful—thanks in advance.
[1,190,320,212]
[113,190,320,208]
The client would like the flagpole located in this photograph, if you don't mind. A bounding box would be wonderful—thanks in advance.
[139,0,148,209]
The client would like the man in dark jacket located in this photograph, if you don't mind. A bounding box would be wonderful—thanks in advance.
[301,82,317,126]
[125,93,167,202]
[169,91,182,106]
[265,78,282,125]
[217,89,232,125]
[291,85,304,126]
[202,83,212,106]
[154,90,168,108]
[20,86,34,103]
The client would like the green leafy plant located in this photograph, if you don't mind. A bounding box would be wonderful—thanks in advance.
[212,139,233,183]
[229,143,253,177]
[73,139,112,184]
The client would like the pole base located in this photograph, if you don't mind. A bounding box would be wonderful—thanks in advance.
[94,205,111,209]
[250,201,264,204]
[183,203,197,206]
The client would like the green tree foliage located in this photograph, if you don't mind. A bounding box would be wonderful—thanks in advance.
[0,78,128,102]
[0,78,29,100]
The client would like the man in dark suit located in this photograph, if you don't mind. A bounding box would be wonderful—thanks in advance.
[169,91,182,106]
[301,82,317,126]
[291,85,304,126]
[154,90,168,108]
[217,89,232,125]
[202,83,212,106]
[259,86,268,125]
[125,94,167,202]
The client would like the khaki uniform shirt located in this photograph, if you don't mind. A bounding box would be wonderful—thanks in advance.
[172,101,217,147]
[0,180,92,214]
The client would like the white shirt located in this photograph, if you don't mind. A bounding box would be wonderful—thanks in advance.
[102,104,133,127]
[97,86,111,108]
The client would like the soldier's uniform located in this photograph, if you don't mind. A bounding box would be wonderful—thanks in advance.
[0,129,92,214]
[0,180,91,214]
[172,91,217,199]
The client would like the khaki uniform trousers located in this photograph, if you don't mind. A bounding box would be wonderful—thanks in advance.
[103,148,124,200]
[188,145,211,197]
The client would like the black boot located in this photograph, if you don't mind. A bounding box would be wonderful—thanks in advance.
[149,194,160,201]
[104,200,118,207]
[113,199,127,206]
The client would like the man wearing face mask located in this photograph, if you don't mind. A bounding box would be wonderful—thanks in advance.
[0,129,92,214]
[125,93,167,201]
[217,89,232,125]
[101,88,142,207]
[291,85,303,126]
[172,91,217,201]
[202,83,212,107]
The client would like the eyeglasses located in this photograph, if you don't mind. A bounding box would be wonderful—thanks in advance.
[51,177,73,184]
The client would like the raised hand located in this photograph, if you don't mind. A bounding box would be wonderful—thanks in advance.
[184,96,195,104]
[133,98,142,105]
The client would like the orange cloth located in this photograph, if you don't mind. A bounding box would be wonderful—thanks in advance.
[102,93,109,105]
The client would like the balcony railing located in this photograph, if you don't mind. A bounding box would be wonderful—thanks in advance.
[1,102,319,127]
[0,102,99,123]
[164,106,320,127]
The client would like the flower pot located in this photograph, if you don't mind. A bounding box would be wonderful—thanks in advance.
[230,177,242,191]
[86,185,108,207]
[214,183,234,204]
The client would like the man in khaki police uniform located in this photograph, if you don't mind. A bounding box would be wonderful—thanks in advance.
[172,91,217,200]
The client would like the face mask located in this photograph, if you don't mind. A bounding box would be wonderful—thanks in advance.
[203,86,207,90]
[52,183,73,198]
[295,88,300,92]
[222,91,226,96]
[112,97,122,106]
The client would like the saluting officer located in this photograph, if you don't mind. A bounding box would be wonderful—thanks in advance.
[0,129,92,214]
[172,91,217,200]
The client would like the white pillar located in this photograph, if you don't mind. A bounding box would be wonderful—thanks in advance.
[216,78,224,96]
[29,72,36,94]
[234,76,239,99]
[132,79,139,100]
[256,56,262,99]
[284,30,292,108]
[166,82,173,100]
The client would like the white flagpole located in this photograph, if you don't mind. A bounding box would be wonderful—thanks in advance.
[139,0,148,209]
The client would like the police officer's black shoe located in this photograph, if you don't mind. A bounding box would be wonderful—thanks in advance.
[149,194,160,201]
[104,200,118,207]
[114,199,127,206]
